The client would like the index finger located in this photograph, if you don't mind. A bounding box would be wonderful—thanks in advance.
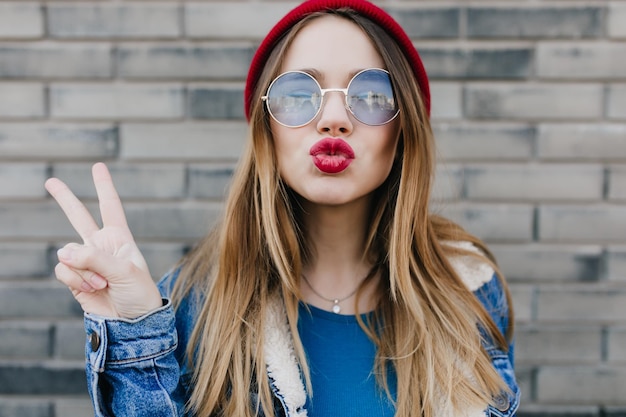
[91,162,130,230]
[45,177,100,242]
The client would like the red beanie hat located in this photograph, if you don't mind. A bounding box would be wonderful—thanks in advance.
[244,0,431,121]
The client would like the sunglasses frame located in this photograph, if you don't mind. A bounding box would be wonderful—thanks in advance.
[261,68,400,128]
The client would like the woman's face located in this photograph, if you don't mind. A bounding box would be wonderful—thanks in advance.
[270,15,401,208]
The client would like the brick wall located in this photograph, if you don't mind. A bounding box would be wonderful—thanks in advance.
[0,1,624,416]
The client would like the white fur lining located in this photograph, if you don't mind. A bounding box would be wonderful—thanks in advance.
[263,298,308,417]
[438,405,488,417]
[461,408,489,417]
[443,241,495,292]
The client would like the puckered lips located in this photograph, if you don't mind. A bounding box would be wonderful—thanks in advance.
[309,138,355,174]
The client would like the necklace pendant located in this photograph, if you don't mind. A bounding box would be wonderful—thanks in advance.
[332,300,341,314]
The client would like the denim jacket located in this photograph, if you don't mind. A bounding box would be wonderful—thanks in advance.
[83,241,520,417]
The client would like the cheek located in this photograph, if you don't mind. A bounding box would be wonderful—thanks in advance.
[381,126,402,165]
[271,126,305,182]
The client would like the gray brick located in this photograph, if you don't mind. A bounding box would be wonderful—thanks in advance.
[537,43,626,80]
[465,164,604,202]
[386,7,459,39]
[0,322,51,359]
[188,163,236,200]
[53,321,85,360]
[607,246,626,282]
[48,4,180,39]
[53,398,92,417]
[432,164,463,201]
[516,325,601,364]
[438,203,534,242]
[433,123,535,161]
[514,365,533,405]
[421,48,532,79]
[50,84,184,120]
[0,284,82,318]
[0,163,47,198]
[0,201,216,242]
[608,327,626,362]
[0,202,97,239]
[121,122,247,161]
[117,44,253,80]
[537,286,626,322]
[0,124,116,160]
[0,243,49,278]
[464,84,603,121]
[537,366,626,403]
[189,84,245,120]
[0,83,44,118]
[137,242,187,280]
[185,2,296,39]
[510,283,534,323]
[491,244,603,282]
[539,205,626,243]
[52,163,186,199]
[537,124,626,161]
[609,165,626,201]
[0,399,51,417]
[608,84,626,120]
[430,83,462,120]
[468,7,603,39]
[609,3,626,39]
[0,362,86,394]
[124,202,221,240]
[606,407,626,417]
[0,44,112,79]
[0,3,43,39]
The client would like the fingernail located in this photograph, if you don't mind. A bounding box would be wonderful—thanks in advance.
[90,274,107,289]
[57,248,72,261]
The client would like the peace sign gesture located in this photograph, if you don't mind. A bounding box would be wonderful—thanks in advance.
[45,163,163,319]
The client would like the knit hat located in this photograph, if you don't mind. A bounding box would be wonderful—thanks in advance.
[244,0,431,121]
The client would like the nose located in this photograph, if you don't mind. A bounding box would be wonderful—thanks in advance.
[316,91,353,136]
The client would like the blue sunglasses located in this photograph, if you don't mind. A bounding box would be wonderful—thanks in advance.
[262,68,399,128]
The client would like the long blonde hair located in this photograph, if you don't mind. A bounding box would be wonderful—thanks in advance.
[173,8,513,417]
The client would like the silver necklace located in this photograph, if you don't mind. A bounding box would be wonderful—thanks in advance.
[301,274,362,314]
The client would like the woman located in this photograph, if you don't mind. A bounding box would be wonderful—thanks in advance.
[45,1,520,416]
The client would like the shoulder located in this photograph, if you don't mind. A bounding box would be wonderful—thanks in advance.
[442,240,495,292]
[442,240,509,321]
[444,241,512,345]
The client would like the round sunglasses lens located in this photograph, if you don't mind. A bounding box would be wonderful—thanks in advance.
[266,72,320,127]
[347,69,398,125]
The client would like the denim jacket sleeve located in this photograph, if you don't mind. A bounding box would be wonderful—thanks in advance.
[474,274,520,417]
[83,271,194,417]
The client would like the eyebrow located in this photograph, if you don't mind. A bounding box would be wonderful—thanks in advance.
[299,68,366,83]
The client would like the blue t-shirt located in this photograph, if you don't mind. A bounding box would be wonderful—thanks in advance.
[297,303,396,416]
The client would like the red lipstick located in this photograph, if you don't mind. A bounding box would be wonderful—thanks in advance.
[309,138,355,174]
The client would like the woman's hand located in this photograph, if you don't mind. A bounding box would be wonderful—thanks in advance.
[45,162,163,319]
